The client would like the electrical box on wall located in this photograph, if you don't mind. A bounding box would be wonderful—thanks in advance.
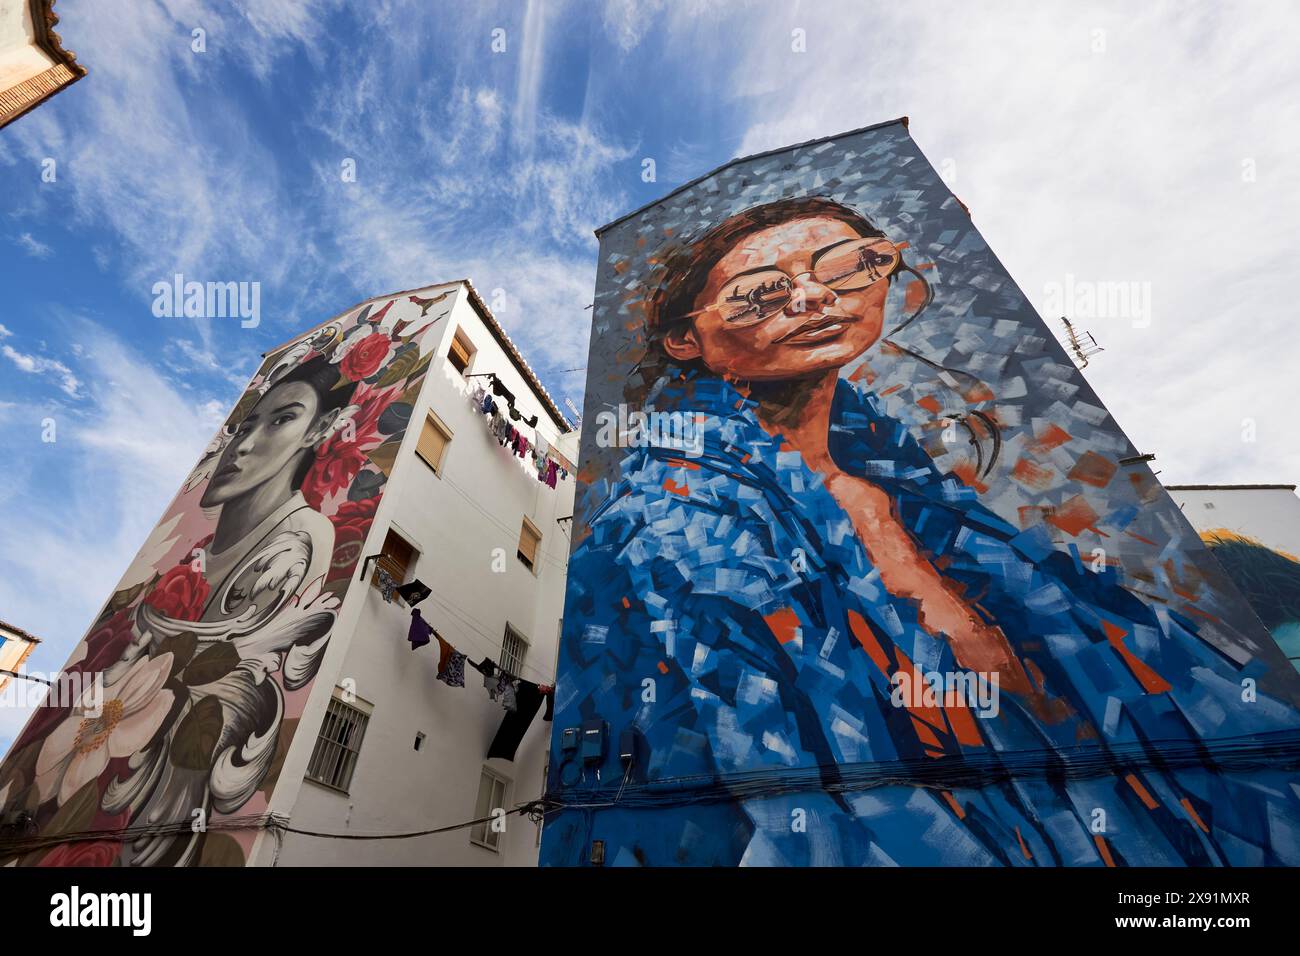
[580,719,607,765]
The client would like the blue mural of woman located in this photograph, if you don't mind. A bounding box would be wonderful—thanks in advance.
[543,197,1300,867]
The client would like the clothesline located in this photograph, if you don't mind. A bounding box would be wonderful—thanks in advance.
[467,375,573,487]
[372,566,557,684]
[406,604,555,762]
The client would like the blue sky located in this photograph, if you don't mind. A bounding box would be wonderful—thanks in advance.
[3,0,1299,753]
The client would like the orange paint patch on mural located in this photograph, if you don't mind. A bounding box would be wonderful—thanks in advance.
[1124,773,1159,810]
[916,394,942,414]
[847,610,892,676]
[1067,450,1118,488]
[1031,423,1072,453]
[657,661,669,674]
[1014,826,1033,860]
[940,791,966,819]
[1094,834,1116,867]
[1102,619,1171,693]
[662,477,690,497]
[763,607,802,645]
[951,460,989,494]
[1044,495,1099,537]
[1181,797,1210,833]
[1011,457,1055,491]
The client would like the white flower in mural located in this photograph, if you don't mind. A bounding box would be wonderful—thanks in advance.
[33,653,175,807]
[117,513,185,590]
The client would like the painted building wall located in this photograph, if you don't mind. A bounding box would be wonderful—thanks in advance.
[541,120,1300,867]
[252,284,577,866]
[0,285,453,866]
[1167,485,1300,673]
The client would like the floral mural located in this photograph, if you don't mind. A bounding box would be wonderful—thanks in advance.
[0,293,448,866]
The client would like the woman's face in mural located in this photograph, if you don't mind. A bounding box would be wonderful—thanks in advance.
[200,380,333,507]
[664,216,891,382]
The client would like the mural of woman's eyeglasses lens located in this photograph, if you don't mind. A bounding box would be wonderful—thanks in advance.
[716,236,901,324]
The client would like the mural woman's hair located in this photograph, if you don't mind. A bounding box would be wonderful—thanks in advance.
[263,355,360,491]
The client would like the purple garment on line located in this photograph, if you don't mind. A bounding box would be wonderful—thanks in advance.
[407,610,432,650]
[545,460,558,488]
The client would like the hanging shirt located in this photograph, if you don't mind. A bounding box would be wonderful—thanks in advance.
[545,460,558,488]
[407,610,432,650]
[486,680,545,761]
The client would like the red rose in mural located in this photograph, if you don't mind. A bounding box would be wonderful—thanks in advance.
[143,565,211,622]
[327,495,380,581]
[301,440,369,511]
[300,383,400,511]
[339,333,391,382]
[38,808,129,867]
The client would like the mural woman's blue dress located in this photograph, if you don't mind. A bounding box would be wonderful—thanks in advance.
[542,371,1300,866]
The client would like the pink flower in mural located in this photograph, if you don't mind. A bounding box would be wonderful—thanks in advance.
[143,565,211,622]
[33,653,175,807]
[327,495,380,581]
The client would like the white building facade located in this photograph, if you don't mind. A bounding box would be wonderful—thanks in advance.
[249,281,578,866]
[0,279,577,868]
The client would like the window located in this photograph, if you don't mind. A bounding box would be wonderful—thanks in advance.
[374,527,415,589]
[415,412,452,475]
[517,517,541,573]
[447,329,475,377]
[470,766,509,851]
[306,694,371,793]
[501,624,529,677]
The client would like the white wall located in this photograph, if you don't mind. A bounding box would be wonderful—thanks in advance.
[1167,486,1300,556]
[251,283,577,866]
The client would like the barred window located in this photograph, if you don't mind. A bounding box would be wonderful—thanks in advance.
[501,624,529,677]
[306,694,370,793]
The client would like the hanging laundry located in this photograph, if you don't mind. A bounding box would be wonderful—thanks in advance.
[490,377,516,404]
[435,635,466,688]
[499,679,518,713]
[407,610,432,650]
[545,460,558,489]
[516,435,529,459]
[471,383,487,407]
[523,413,539,428]
[376,567,397,603]
[486,680,545,761]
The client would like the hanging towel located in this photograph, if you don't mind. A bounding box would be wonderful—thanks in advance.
[407,610,432,650]
[486,680,545,761]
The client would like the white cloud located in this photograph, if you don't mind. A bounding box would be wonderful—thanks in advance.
[0,323,226,746]
[14,233,52,259]
[2,344,80,397]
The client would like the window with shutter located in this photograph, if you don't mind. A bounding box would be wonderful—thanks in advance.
[374,527,415,588]
[517,517,541,573]
[447,329,474,376]
[416,412,452,474]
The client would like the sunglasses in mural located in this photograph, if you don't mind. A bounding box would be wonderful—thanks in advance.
[683,235,903,326]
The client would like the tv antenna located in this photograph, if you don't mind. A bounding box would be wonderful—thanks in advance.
[1058,316,1104,369]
